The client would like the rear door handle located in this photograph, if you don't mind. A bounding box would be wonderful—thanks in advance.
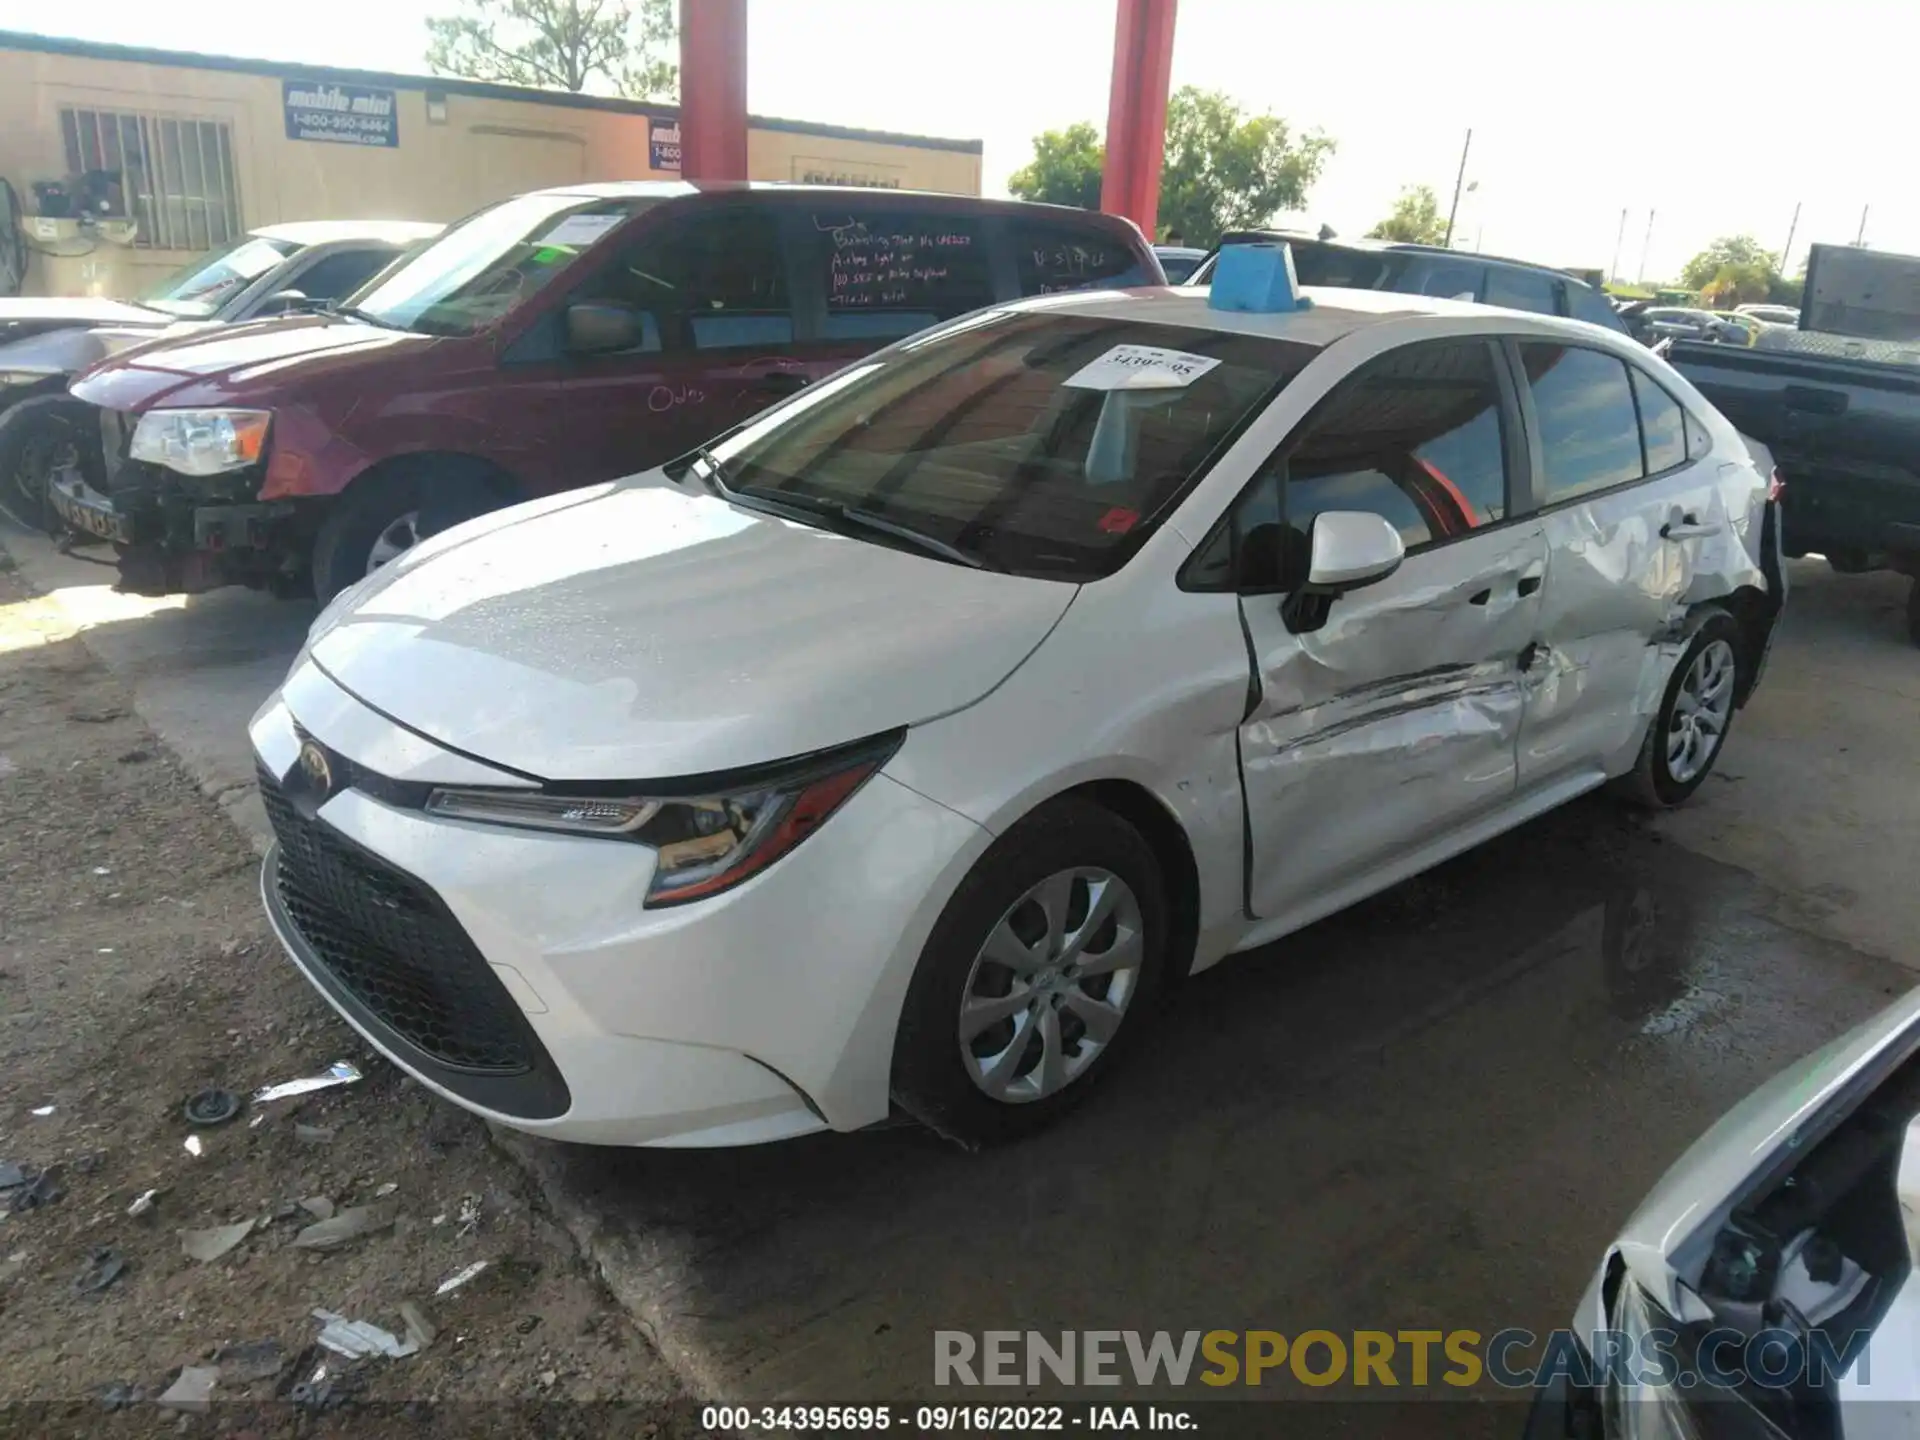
[1517,574,1542,597]
[1662,514,1723,540]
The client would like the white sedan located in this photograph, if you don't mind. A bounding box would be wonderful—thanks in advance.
[250,270,1784,1148]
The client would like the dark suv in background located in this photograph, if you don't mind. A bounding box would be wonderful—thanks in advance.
[1186,230,1627,332]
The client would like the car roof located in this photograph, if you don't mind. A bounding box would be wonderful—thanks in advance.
[252,220,445,246]
[525,180,1136,228]
[990,283,1566,349]
[1156,245,1208,260]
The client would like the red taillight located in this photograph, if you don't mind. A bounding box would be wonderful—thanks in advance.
[1768,468,1785,503]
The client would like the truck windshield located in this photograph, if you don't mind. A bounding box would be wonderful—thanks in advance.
[350,193,657,336]
[704,311,1317,581]
[142,235,299,318]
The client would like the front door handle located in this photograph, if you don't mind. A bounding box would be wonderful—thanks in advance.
[1517,574,1542,597]
[753,370,810,396]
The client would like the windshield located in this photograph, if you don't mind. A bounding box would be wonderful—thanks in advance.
[141,235,298,318]
[350,193,657,336]
[706,311,1317,581]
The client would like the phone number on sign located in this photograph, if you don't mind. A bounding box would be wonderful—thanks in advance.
[701,1405,1074,1432]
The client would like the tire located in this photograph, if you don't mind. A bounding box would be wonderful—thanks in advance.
[0,397,85,532]
[310,463,506,602]
[1618,609,1745,809]
[891,798,1168,1148]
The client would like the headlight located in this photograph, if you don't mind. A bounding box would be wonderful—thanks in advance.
[129,408,271,477]
[423,732,902,907]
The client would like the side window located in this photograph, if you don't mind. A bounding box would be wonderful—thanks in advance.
[811,210,993,342]
[287,247,399,304]
[1272,339,1510,559]
[1485,268,1562,316]
[1414,260,1483,301]
[1630,367,1687,473]
[1520,344,1644,502]
[576,208,792,352]
[1568,283,1623,331]
[1014,224,1152,295]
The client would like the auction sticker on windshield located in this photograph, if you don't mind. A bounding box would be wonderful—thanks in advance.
[1065,345,1223,391]
[537,214,627,250]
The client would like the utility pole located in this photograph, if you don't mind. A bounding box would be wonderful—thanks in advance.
[1610,208,1628,285]
[1443,128,1472,249]
[1856,204,1870,247]
[1637,209,1656,285]
[1778,201,1801,273]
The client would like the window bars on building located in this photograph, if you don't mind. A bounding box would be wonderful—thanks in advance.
[60,107,240,251]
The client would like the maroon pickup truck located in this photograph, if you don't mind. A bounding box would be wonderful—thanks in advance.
[51,182,1161,600]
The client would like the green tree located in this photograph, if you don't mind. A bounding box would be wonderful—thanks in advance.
[1679,235,1776,294]
[1006,123,1106,211]
[426,0,677,98]
[1366,185,1448,245]
[1156,86,1334,248]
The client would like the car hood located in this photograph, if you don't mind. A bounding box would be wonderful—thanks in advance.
[0,297,173,344]
[305,477,1077,780]
[0,318,217,382]
[68,315,431,413]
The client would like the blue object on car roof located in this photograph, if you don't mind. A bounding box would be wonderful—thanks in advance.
[1208,242,1314,315]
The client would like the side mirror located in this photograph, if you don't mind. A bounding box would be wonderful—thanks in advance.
[262,290,316,315]
[565,302,641,355]
[1305,510,1405,592]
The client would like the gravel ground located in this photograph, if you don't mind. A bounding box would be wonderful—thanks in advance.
[0,555,692,1436]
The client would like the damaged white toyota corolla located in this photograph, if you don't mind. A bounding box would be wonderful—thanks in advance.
[250,266,1784,1148]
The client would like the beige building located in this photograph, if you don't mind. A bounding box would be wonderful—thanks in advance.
[0,28,983,298]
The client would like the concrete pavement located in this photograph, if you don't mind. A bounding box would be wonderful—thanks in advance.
[4,520,1916,1416]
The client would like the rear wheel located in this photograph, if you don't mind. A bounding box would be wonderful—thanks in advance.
[310,463,508,602]
[891,798,1167,1147]
[1619,610,1744,808]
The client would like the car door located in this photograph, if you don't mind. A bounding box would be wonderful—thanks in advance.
[1512,340,1732,790]
[499,204,807,483]
[1229,337,1549,924]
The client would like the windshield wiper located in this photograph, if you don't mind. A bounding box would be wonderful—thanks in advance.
[324,302,407,331]
[723,480,987,571]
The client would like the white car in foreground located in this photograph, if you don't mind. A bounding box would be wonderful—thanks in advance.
[251,256,1784,1148]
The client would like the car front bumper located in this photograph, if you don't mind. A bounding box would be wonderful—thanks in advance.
[249,663,990,1147]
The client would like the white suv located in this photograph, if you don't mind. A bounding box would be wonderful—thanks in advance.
[250,277,1785,1149]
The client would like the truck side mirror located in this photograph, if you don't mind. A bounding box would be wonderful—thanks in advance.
[565,302,641,355]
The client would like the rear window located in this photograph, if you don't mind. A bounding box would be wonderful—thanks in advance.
[1014,223,1155,296]
[810,208,995,342]
[705,312,1316,581]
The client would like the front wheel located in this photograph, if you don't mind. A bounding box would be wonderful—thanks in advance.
[891,798,1168,1147]
[310,465,506,602]
[0,399,83,532]
[1618,610,1745,809]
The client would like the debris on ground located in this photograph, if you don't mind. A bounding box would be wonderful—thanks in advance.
[29,1105,53,1117]
[182,1135,204,1158]
[312,1308,419,1360]
[291,1202,396,1251]
[179,1219,254,1263]
[253,1060,362,1105]
[400,1301,438,1351]
[0,1161,23,1190]
[215,1338,285,1385]
[374,1181,398,1198]
[293,1123,335,1145]
[9,1167,63,1213]
[156,1365,218,1413]
[98,1381,143,1411]
[126,1188,160,1219]
[182,1087,241,1127]
[70,1247,127,1295]
[434,1260,489,1297]
[455,1193,482,1236]
[298,1195,335,1221]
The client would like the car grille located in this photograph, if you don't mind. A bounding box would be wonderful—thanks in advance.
[258,759,535,1077]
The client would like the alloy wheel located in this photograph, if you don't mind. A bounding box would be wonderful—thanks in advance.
[957,868,1144,1104]
[366,510,422,574]
[1668,638,1736,785]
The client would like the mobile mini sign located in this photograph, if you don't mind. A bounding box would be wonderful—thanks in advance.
[283,80,399,148]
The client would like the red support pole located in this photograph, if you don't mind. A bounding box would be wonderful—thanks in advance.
[679,0,749,182]
[1099,0,1177,239]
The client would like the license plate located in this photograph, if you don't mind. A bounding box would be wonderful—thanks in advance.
[49,474,128,542]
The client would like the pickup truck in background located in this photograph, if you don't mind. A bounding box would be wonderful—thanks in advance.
[1667,242,1920,645]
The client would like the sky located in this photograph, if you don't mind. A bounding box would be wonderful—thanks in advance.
[0,0,1906,283]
